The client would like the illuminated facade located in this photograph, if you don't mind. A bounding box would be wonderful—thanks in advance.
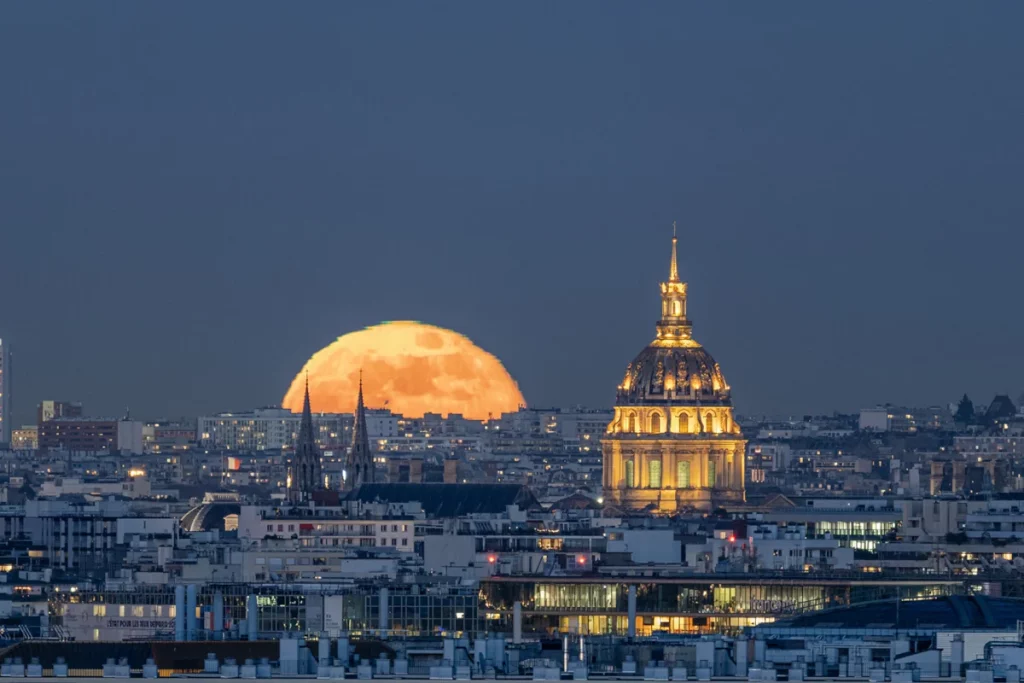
[603,230,746,513]
[480,576,959,637]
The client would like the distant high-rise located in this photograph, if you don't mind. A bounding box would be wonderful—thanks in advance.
[0,340,9,445]
[38,400,84,424]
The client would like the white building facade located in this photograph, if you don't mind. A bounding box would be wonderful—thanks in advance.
[198,409,348,451]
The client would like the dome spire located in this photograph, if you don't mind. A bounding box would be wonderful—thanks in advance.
[655,223,694,346]
[669,221,680,282]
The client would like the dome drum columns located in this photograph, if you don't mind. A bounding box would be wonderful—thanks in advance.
[602,438,746,513]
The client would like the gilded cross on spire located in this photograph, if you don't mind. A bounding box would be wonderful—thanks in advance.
[669,221,680,283]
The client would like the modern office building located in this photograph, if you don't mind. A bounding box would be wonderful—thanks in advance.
[38,418,144,454]
[198,409,351,451]
[37,400,83,424]
[479,573,962,637]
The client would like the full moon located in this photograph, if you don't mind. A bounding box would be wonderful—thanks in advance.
[282,321,525,420]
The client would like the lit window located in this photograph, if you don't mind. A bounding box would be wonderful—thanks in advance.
[677,461,690,488]
[649,459,662,488]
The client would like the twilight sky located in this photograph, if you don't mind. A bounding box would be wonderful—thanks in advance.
[2,3,1023,424]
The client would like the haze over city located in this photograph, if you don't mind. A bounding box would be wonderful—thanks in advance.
[7,3,1024,675]
[3,2,1023,423]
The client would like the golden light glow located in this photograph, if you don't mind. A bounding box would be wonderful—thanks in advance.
[602,229,746,514]
[283,321,525,420]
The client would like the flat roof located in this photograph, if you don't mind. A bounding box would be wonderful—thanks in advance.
[482,574,963,586]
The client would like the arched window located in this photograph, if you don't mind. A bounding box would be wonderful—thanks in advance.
[705,412,716,433]
[650,412,662,433]
[626,412,637,433]
[625,459,635,488]
[672,300,682,316]
[677,412,690,433]
[677,461,690,488]
[708,460,717,488]
[649,459,662,488]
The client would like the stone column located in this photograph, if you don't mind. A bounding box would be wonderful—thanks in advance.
[611,447,619,490]
[665,448,677,489]
[737,446,745,493]
[698,448,707,488]
[602,447,610,489]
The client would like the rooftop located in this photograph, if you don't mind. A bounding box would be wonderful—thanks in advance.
[346,484,538,517]
[772,594,1024,630]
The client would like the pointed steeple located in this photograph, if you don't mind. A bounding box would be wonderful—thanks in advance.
[298,372,314,444]
[289,370,322,503]
[347,370,375,489]
[669,221,680,283]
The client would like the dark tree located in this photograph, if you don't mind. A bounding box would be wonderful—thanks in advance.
[954,394,974,425]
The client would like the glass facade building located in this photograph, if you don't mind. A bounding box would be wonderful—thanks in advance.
[479,576,961,636]
[54,582,480,641]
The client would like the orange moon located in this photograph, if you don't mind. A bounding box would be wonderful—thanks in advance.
[282,321,525,420]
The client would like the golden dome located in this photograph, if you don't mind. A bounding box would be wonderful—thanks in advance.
[617,344,729,406]
[616,227,731,407]
[602,226,746,514]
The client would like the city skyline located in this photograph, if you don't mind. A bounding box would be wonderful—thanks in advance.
[3,3,1024,424]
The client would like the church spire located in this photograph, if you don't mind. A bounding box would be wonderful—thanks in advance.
[669,221,680,283]
[346,370,375,490]
[297,371,314,445]
[289,370,321,503]
[301,372,312,421]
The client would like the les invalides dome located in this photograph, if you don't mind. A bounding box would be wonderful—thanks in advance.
[603,228,746,514]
